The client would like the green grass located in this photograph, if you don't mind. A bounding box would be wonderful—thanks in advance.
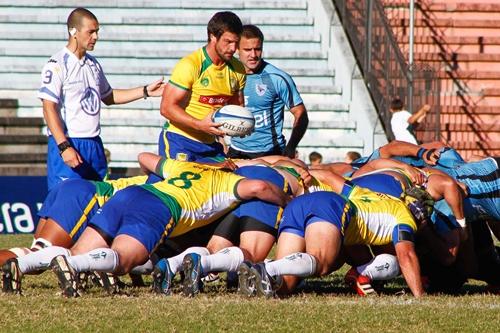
[0,234,498,332]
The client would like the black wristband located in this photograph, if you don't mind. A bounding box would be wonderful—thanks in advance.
[143,85,149,99]
[58,141,71,155]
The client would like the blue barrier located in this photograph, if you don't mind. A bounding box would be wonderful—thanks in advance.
[0,176,47,234]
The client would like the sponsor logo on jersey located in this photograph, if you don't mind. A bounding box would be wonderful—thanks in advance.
[198,95,230,105]
[80,87,101,116]
[255,84,267,96]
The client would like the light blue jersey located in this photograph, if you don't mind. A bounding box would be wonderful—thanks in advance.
[230,61,303,153]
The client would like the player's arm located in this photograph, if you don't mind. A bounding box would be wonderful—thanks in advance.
[426,172,466,230]
[102,78,164,105]
[236,178,290,207]
[271,158,312,187]
[353,158,425,185]
[379,140,439,165]
[42,99,83,168]
[408,104,431,124]
[137,152,237,177]
[395,240,425,297]
[283,104,308,158]
[308,169,346,194]
[159,83,224,136]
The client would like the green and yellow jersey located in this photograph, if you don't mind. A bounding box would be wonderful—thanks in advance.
[167,47,246,143]
[141,159,244,237]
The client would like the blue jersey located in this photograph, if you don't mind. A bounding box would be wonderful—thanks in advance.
[230,61,303,153]
[443,157,499,220]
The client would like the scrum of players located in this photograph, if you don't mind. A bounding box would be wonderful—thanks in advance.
[0,140,498,298]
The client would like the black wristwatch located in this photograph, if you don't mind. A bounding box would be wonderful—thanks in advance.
[58,141,72,155]
[143,85,149,99]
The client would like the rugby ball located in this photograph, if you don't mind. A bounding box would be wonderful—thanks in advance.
[212,105,255,137]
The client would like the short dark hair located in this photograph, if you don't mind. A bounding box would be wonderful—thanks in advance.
[309,151,323,162]
[67,7,98,31]
[346,151,361,161]
[242,24,264,42]
[207,11,243,42]
[390,98,404,111]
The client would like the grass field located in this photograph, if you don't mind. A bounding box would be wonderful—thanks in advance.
[0,234,498,332]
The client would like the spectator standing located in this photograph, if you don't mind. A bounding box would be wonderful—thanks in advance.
[389,98,430,144]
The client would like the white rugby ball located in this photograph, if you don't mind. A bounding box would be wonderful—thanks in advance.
[212,105,255,136]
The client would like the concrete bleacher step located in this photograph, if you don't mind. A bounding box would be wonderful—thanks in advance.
[0,0,367,166]
[0,117,44,135]
[0,73,342,94]
[0,135,47,154]
[0,0,307,9]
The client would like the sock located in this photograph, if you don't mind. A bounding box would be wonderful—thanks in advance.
[200,246,244,273]
[17,246,70,274]
[67,248,119,273]
[130,260,153,275]
[166,247,210,275]
[265,253,317,278]
[357,254,400,280]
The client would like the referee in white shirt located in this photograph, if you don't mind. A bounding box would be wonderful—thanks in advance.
[38,7,164,190]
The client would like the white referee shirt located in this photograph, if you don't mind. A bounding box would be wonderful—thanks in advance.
[38,47,112,138]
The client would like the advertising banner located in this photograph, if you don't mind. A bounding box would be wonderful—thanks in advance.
[0,176,47,234]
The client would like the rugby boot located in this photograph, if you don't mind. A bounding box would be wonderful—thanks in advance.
[152,258,175,296]
[182,253,203,297]
[51,255,80,298]
[344,266,376,296]
[2,259,22,294]
[250,262,279,298]
[95,271,123,295]
[237,260,256,297]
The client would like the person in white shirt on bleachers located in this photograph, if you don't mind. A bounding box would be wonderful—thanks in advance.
[389,98,430,145]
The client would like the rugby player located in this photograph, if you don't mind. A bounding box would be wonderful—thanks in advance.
[45,157,289,297]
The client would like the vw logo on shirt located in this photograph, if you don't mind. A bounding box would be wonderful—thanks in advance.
[80,87,101,115]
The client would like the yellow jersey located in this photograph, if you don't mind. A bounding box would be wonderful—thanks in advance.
[141,159,244,237]
[343,185,417,246]
[167,47,246,143]
[93,175,149,207]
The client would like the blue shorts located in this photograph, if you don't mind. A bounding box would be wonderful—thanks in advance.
[158,129,225,162]
[351,173,404,198]
[47,136,107,191]
[233,165,287,230]
[38,179,99,242]
[89,186,172,253]
[446,158,499,220]
[278,191,349,238]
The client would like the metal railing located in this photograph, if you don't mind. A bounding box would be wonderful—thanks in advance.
[333,0,441,143]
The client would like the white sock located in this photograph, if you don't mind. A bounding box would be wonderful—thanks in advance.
[200,246,244,273]
[357,254,400,280]
[17,246,70,274]
[130,260,153,275]
[166,247,210,275]
[67,248,119,273]
[265,253,317,278]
